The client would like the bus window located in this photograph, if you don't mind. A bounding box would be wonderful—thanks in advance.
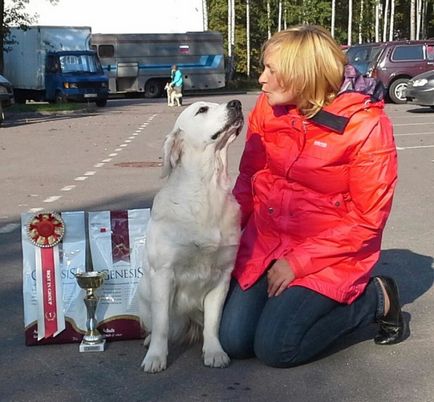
[98,45,115,58]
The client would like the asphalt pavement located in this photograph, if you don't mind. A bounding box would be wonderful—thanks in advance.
[0,95,433,402]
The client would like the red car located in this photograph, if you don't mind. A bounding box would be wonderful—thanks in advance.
[346,40,434,104]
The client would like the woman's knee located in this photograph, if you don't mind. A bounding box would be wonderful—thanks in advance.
[220,329,255,359]
[254,335,301,368]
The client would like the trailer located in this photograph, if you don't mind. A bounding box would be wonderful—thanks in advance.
[90,31,226,98]
[4,26,108,106]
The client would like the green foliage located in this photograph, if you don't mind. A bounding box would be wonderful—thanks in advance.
[7,101,95,113]
[207,0,434,79]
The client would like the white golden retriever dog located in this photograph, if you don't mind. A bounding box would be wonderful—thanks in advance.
[164,82,182,107]
[138,100,243,373]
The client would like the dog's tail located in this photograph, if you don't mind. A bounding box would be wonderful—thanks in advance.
[183,320,203,344]
[171,317,203,345]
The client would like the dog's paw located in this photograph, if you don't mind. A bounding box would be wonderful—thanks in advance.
[140,353,167,373]
[143,334,151,348]
[203,349,230,368]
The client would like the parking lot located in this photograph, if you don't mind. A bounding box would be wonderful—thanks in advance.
[0,95,433,402]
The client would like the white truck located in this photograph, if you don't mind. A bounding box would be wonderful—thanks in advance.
[90,31,226,98]
[3,26,108,106]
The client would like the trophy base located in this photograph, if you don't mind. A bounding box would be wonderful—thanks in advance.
[79,339,106,353]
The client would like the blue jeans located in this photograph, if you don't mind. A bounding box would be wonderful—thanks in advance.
[219,275,384,367]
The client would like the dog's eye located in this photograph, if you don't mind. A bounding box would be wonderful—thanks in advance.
[195,106,209,115]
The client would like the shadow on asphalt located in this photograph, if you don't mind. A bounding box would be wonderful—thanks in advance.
[1,186,433,366]
[406,106,434,114]
[292,248,434,363]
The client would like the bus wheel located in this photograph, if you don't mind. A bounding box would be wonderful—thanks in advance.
[144,80,163,98]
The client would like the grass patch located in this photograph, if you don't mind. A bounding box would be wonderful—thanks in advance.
[8,102,95,113]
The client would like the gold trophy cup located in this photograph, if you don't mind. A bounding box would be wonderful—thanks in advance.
[75,271,106,352]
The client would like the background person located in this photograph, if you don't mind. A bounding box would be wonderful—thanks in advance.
[219,24,406,368]
[170,64,183,105]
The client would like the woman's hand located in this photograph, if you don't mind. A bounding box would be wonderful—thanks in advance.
[267,259,295,297]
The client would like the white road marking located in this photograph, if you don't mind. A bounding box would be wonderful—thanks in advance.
[29,207,44,213]
[43,195,62,203]
[396,145,434,150]
[61,185,76,191]
[394,122,434,126]
[16,116,156,214]
[395,132,434,136]
[0,223,20,234]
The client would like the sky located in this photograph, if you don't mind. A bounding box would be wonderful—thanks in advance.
[6,0,206,33]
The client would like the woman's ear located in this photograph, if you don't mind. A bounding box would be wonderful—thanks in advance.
[161,129,183,178]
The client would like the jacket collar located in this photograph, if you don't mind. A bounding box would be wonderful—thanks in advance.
[309,109,349,134]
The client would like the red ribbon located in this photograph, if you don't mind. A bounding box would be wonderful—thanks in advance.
[40,247,58,338]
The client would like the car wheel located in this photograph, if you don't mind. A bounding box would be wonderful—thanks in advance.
[55,91,67,104]
[144,79,164,98]
[388,78,409,104]
[95,98,107,107]
[0,104,4,125]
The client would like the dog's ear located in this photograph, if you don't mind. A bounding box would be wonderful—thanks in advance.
[161,129,183,178]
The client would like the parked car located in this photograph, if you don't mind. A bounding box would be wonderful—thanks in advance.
[405,69,434,109]
[0,74,15,124]
[346,40,434,104]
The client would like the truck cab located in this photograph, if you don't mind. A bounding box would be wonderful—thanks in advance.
[45,50,108,106]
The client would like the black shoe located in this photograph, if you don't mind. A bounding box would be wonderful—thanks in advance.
[374,276,406,345]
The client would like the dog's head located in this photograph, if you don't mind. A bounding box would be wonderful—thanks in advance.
[161,100,244,177]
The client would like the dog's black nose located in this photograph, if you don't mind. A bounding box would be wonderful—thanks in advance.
[227,99,242,111]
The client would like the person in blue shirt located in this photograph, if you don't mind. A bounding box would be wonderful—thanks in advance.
[170,64,184,105]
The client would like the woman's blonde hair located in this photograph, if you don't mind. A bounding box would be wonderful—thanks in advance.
[262,25,347,117]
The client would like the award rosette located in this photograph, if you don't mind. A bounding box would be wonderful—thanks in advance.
[27,212,66,340]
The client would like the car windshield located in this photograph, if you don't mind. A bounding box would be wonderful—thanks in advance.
[347,45,382,74]
[59,54,103,73]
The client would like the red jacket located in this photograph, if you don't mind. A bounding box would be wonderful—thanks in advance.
[232,91,397,303]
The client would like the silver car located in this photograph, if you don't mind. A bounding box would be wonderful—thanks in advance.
[0,74,15,124]
[406,69,434,109]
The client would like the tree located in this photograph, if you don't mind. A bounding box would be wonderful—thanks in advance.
[208,0,434,79]
[1,0,59,73]
[348,0,352,45]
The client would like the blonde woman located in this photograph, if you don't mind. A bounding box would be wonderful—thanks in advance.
[219,25,406,368]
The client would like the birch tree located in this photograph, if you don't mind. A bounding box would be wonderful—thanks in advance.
[410,0,416,40]
[347,0,353,46]
[331,0,336,37]
[382,0,389,42]
[246,0,250,77]
[389,0,395,41]
[375,0,380,42]
[416,0,422,40]
[267,0,271,39]
[278,0,282,32]
[358,0,364,44]
[202,0,208,31]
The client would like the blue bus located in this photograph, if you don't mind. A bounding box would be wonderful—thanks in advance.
[90,31,226,98]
